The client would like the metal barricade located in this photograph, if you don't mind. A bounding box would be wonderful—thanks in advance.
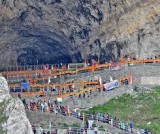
[67,128,84,134]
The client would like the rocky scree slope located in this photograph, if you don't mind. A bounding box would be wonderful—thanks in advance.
[0,76,33,134]
[0,0,160,69]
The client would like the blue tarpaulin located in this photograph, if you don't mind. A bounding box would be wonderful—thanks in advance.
[21,82,29,89]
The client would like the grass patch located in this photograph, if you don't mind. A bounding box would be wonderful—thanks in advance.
[56,122,80,128]
[70,123,80,128]
[86,87,160,134]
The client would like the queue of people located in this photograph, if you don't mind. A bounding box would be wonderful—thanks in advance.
[23,98,70,115]
[23,99,150,134]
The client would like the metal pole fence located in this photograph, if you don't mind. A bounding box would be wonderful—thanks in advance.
[28,103,150,134]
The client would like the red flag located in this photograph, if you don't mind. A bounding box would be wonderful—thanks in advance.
[91,65,95,73]
[62,65,66,71]
[28,74,30,80]
[120,55,125,63]
[43,65,47,75]
[94,63,97,68]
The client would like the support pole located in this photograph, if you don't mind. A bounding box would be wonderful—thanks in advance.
[49,121,51,134]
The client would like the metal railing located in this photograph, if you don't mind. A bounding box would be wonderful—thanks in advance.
[26,102,150,134]
[32,126,107,134]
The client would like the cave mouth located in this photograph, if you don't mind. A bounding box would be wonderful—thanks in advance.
[17,52,73,65]
[16,28,83,66]
[16,45,82,66]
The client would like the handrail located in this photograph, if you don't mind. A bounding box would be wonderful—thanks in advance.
[55,75,130,99]
[9,81,99,89]
[16,75,130,98]
[2,58,160,76]
[4,58,159,87]
[20,90,44,97]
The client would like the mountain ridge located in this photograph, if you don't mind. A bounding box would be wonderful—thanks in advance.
[0,0,159,70]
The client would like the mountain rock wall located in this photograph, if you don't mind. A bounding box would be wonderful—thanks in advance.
[0,76,33,134]
[0,0,159,69]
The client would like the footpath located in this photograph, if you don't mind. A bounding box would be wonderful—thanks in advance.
[27,111,130,134]
[62,85,134,109]
[26,85,135,134]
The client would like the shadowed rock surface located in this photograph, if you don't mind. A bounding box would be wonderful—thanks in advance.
[0,76,33,134]
[0,0,160,69]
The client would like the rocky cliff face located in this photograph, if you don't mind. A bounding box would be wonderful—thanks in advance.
[0,76,33,134]
[0,0,159,69]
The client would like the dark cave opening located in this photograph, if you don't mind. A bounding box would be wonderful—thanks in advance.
[16,44,82,66]
[17,52,73,65]
[16,28,83,66]
[17,48,79,65]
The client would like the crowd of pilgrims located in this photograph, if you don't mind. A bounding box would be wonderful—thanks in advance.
[22,98,136,133]
[22,98,69,114]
